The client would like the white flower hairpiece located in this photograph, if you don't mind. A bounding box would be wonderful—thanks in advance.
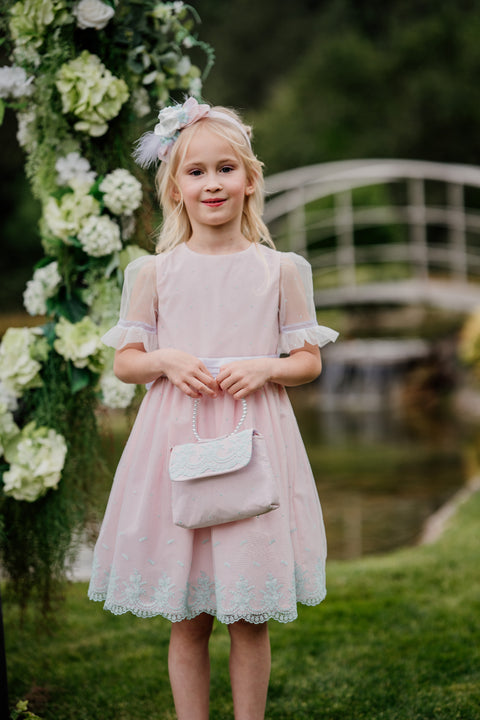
[133,96,251,168]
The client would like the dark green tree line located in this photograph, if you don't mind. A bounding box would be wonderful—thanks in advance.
[3,0,480,306]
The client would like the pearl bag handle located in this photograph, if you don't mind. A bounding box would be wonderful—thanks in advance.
[192,398,248,442]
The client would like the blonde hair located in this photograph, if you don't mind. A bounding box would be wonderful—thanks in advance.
[155,105,274,253]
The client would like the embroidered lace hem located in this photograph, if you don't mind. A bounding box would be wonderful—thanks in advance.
[102,320,158,352]
[277,323,339,354]
[87,589,326,624]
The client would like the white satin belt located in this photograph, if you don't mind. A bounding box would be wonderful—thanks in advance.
[199,355,279,378]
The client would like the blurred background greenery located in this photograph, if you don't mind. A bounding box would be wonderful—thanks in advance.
[2,0,480,310]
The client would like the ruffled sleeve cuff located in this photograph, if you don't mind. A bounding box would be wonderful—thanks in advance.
[277,321,339,354]
[102,319,158,352]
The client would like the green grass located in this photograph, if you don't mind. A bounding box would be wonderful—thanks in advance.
[4,492,480,720]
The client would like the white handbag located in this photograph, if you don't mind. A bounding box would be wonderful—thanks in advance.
[169,398,280,529]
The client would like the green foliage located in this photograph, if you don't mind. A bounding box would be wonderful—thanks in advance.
[1,351,105,613]
[11,700,43,720]
[235,0,480,173]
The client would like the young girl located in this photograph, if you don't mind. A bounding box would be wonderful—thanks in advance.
[88,97,338,720]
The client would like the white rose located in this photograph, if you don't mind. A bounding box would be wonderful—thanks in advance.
[154,106,183,138]
[73,0,115,30]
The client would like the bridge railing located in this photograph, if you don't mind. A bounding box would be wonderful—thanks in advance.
[264,160,480,308]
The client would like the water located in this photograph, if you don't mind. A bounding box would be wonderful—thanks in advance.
[288,339,472,559]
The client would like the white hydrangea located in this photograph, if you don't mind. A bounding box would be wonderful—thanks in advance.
[0,65,34,99]
[73,0,115,30]
[23,261,62,316]
[78,215,122,257]
[100,371,137,409]
[55,152,97,188]
[100,169,143,216]
[3,421,68,502]
[44,186,100,242]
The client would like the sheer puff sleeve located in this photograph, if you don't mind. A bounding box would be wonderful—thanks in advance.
[102,255,158,352]
[278,252,339,354]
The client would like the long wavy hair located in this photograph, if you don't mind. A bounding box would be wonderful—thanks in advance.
[155,105,274,253]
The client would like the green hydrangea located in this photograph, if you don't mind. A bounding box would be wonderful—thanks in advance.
[56,51,129,137]
[43,186,100,243]
[118,244,150,271]
[0,327,49,397]
[9,0,70,51]
[54,316,105,373]
[82,270,122,330]
[3,421,68,502]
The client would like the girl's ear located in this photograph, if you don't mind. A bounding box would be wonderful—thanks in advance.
[245,180,255,196]
[171,185,181,202]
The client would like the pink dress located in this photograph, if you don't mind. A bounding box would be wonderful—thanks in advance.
[88,242,338,623]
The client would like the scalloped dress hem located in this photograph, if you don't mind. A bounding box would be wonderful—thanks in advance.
[87,590,327,624]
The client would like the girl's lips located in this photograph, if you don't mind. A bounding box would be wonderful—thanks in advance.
[202,198,226,206]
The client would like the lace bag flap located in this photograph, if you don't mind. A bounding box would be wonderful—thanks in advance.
[169,428,254,482]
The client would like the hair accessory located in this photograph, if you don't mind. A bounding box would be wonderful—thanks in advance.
[133,96,251,168]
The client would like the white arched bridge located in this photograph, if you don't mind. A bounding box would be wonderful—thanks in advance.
[264,159,480,311]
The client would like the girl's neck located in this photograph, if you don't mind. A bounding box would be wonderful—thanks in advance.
[186,230,251,256]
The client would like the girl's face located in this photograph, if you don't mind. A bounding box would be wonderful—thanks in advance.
[173,125,254,237]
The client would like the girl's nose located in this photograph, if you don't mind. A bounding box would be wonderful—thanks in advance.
[204,174,222,191]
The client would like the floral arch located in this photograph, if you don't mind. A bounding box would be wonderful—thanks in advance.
[0,0,213,611]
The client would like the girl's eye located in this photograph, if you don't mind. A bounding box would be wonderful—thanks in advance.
[220,166,234,173]
[189,169,203,176]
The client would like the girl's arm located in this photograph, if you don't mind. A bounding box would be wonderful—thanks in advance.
[216,343,322,399]
[114,343,218,398]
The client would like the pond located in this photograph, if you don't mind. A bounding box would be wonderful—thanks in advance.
[288,339,476,559]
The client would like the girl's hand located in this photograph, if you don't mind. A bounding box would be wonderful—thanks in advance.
[216,359,273,399]
[114,345,217,398]
[159,348,218,398]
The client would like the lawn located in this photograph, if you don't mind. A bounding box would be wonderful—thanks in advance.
[4,491,480,720]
